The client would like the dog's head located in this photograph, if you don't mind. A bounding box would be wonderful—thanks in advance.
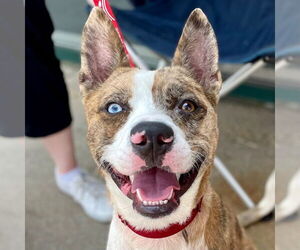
[79,7,221,229]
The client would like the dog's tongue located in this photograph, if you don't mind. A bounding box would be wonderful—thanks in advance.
[131,168,180,201]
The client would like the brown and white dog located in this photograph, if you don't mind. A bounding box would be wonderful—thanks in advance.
[79,7,256,250]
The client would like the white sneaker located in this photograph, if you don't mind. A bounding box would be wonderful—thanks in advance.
[55,168,112,222]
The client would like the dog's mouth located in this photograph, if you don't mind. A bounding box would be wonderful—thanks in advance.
[104,156,205,218]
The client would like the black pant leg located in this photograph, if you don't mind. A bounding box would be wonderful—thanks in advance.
[25,0,72,137]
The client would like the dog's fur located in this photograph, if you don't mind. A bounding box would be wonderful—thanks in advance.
[79,7,256,250]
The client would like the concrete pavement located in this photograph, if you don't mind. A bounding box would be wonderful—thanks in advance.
[0,137,25,250]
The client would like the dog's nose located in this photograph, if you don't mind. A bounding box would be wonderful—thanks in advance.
[130,122,174,159]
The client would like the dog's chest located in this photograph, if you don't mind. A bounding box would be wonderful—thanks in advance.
[107,217,208,250]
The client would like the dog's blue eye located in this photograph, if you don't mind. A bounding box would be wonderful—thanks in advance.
[107,103,123,114]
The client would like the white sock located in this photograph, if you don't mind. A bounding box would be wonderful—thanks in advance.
[55,167,82,194]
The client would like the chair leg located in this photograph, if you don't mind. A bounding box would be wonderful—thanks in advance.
[220,59,266,97]
[238,170,275,227]
[156,59,167,69]
[274,58,299,221]
[276,169,300,221]
[125,41,149,70]
[238,59,290,226]
[214,157,255,208]
[275,58,289,71]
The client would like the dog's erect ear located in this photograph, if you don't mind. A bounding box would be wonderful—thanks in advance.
[172,9,222,104]
[79,7,130,93]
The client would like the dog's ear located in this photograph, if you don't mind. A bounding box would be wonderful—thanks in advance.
[172,9,222,105]
[79,7,130,93]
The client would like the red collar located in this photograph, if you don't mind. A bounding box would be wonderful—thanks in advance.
[118,198,203,239]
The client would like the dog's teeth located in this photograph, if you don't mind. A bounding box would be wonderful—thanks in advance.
[176,173,180,180]
[136,189,143,202]
[129,175,134,182]
[143,200,169,206]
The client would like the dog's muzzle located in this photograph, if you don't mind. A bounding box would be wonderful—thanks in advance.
[130,121,174,167]
[103,122,206,218]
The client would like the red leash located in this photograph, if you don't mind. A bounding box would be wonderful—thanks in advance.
[118,198,203,239]
[92,0,135,67]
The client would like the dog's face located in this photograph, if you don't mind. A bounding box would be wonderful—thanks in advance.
[79,8,221,229]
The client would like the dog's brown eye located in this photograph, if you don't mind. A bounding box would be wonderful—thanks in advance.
[179,100,197,113]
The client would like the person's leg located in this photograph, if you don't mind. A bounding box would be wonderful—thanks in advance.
[26,0,112,222]
[41,125,113,222]
[41,126,77,174]
[41,124,113,222]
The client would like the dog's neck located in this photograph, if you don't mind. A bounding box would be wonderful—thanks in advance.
[117,197,203,239]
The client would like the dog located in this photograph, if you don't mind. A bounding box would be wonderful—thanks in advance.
[79,7,256,250]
